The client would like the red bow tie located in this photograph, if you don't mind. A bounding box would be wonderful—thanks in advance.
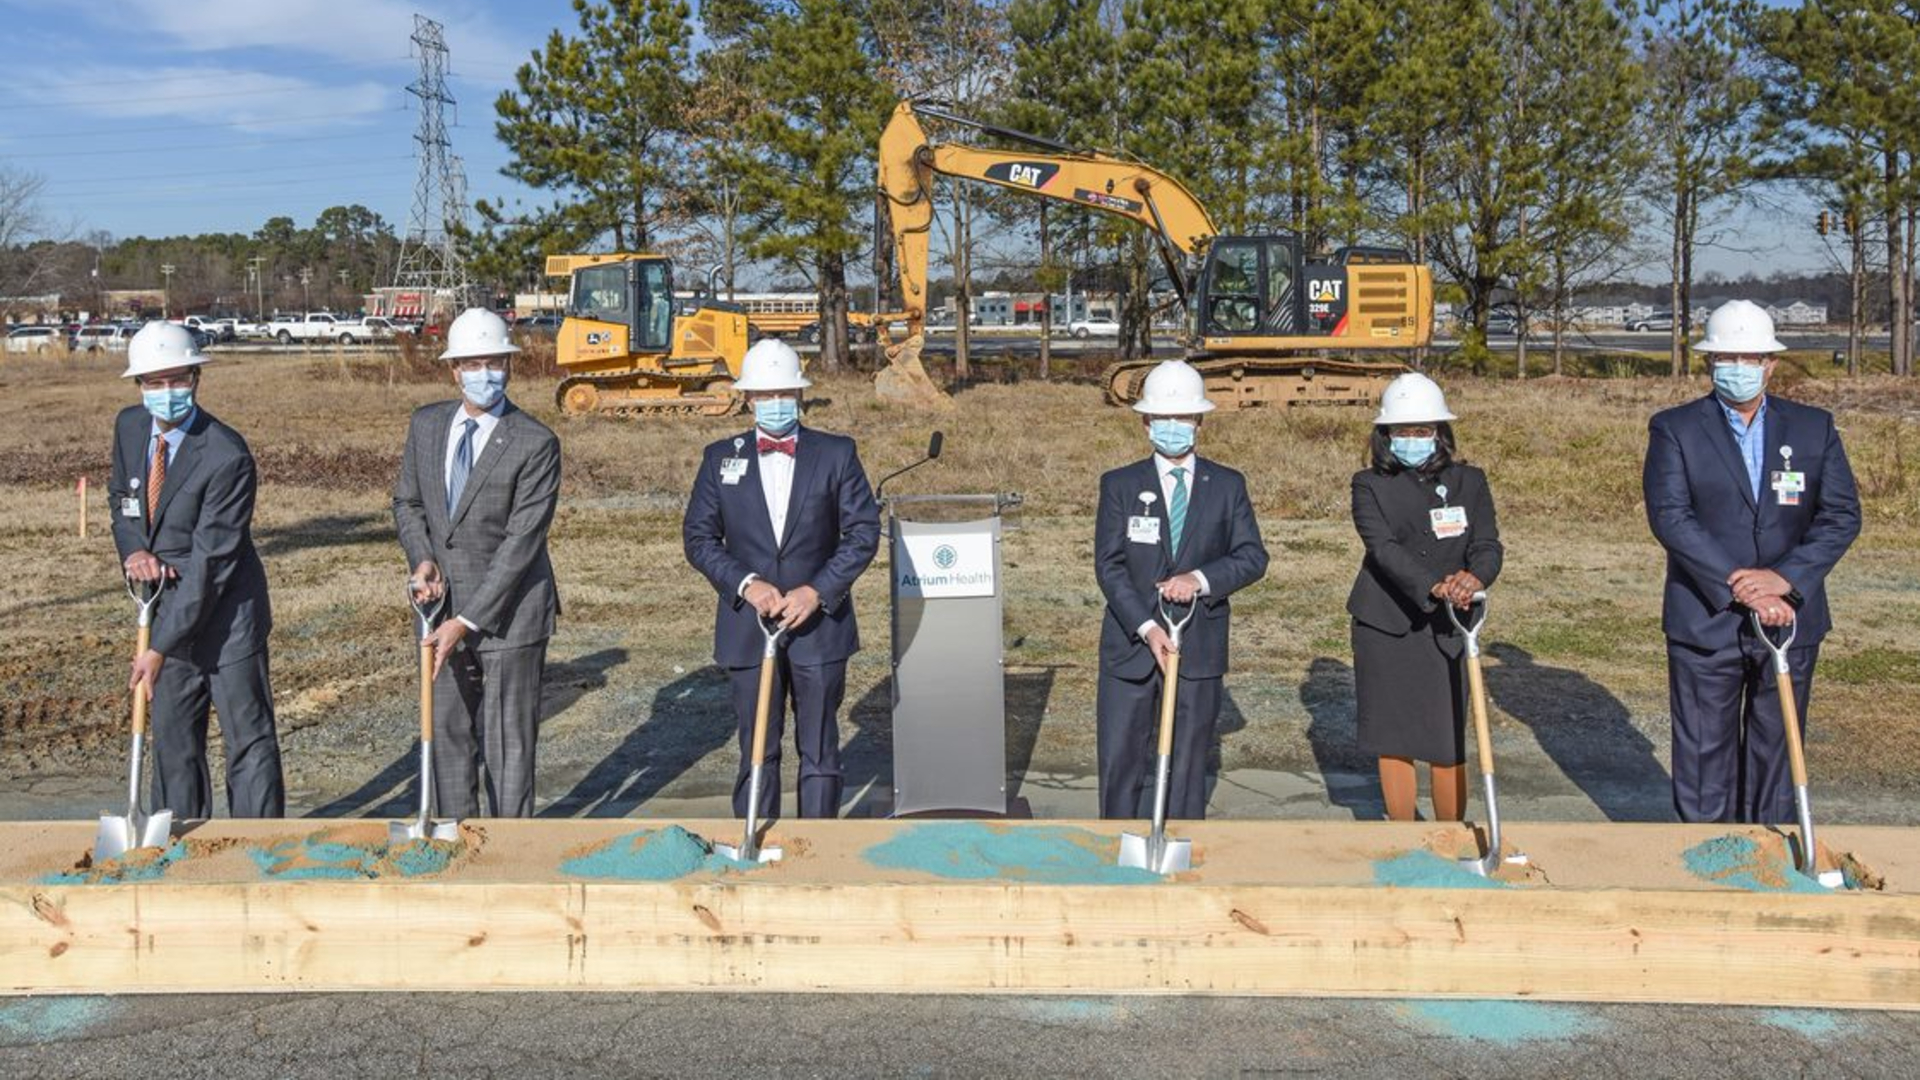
[757,435,796,456]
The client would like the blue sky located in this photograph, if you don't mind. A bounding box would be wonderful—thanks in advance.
[0,0,562,242]
[0,0,1839,285]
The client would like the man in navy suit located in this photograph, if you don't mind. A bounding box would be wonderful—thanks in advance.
[1643,300,1860,824]
[684,339,880,820]
[1094,360,1268,820]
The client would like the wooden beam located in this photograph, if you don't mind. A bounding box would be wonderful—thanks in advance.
[2,820,1915,1005]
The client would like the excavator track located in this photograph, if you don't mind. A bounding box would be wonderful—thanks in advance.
[556,367,741,418]
[1101,354,1407,409]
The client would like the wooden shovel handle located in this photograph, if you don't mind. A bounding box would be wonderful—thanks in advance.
[1155,650,1182,758]
[130,622,152,737]
[419,641,435,742]
[1467,653,1495,779]
[1776,668,1810,789]
[749,652,777,768]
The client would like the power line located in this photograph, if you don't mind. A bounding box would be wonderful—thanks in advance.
[53,156,414,189]
[2,108,404,141]
[5,131,396,160]
[0,56,415,101]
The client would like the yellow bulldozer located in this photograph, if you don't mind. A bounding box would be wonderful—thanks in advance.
[877,100,1433,408]
[545,253,750,417]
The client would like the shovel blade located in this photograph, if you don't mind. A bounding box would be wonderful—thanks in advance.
[711,841,783,864]
[1118,831,1191,875]
[93,816,134,864]
[389,819,462,847]
[140,810,174,851]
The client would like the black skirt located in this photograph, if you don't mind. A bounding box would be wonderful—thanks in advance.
[1351,617,1469,765]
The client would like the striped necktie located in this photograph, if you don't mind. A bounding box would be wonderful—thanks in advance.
[1168,466,1188,554]
[147,436,166,521]
[447,418,478,515]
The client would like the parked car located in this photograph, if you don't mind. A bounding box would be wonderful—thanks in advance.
[516,313,564,334]
[178,315,234,343]
[4,325,65,354]
[1627,311,1674,332]
[216,318,267,340]
[70,324,139,352]
[1483,313,1519,336]
[1069,317,1122,339]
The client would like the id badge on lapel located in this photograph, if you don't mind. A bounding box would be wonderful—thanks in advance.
[1128,515,1161,545]
[121,497,142,519]
[720,458,748,486]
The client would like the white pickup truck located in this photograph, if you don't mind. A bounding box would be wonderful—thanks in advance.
[266,312,371,344]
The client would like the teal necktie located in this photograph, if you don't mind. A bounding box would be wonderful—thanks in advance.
[1168,466,1188,554]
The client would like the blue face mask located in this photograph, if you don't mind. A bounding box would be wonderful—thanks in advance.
[1711,361,1766,404]
[459,368,507,410]
[1390,435,1436,468]
[141,386,195,424]
[754,396,800,436]
[1148,418,1196,457]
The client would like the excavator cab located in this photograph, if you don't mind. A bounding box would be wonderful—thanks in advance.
[1194,235,1302,338]
[549,253,748,418]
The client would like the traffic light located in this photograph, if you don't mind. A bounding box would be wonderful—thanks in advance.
[1817,211,1831,236]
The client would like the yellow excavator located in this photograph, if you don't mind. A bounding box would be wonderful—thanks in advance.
[544,253,750,417]
[878,100,1432,407]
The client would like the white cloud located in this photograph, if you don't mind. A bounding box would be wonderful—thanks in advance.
[96,0,528,71]
[12,64,393,132]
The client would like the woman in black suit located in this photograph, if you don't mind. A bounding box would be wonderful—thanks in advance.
[1347,373,1503,821]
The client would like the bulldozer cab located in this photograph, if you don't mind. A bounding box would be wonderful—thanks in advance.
[1195,235,1303,338]
[568,256,675,354]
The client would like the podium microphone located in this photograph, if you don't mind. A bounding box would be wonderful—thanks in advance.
[877,431,943,503]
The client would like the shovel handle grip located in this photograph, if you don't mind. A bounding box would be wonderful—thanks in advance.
[749,652,777,768]
[1775,668,1810,789]
[419,641,435,742]
[1155,650,1182,758]
[130,622,152,737]
[1466,653,1495,778]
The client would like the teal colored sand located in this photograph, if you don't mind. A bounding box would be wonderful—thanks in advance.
[1681,835,1831,894]
[1401,1000,1602,1045]
[40,841,188,885]
[1373,849,1507,890]
[861,822,1166,885]
[0,997,121,1042]
[1759,1008,1849,1039]
[560,825,759,880]
[249,833,461,881]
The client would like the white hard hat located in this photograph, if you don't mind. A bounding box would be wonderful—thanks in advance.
[121,321,210,378]
[1373,372,1456,425]
[438,308,521,362]
[1696,299,1784,354]
[734,338,811,391]
[1131,359,1215,415]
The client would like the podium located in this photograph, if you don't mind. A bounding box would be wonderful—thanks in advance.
[885,493,1021,816]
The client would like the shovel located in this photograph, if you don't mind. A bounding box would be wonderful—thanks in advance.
[95,577,175,862]
[714,615,786,864]
[390,587,460,846]
[1751,609,1846,889]
[1447,590,1522,877]
[1120,597,1198,875]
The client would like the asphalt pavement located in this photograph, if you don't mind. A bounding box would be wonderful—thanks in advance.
[3,991,1914,1078]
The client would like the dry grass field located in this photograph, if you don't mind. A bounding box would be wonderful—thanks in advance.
[2,347,1916,821]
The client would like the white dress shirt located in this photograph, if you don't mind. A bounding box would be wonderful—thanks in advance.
[147,409,196,467]
[444,399,506,490]
[737,427,799,597]
[1137,452,1210,643]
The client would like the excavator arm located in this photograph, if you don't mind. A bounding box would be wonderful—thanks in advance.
[878,100,1218,338]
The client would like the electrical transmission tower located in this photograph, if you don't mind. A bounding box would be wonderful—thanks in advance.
[393,14,468,291]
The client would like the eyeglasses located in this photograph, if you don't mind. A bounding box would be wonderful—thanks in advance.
[453,358,508,373]
[137,374,196,390]
[1709,357,1767,369]
[1389,425,1437,438]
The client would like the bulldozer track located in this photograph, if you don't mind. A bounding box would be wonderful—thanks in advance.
[1101,354,1408,409]
[556,368,740,418]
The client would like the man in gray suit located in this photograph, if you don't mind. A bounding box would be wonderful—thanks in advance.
[109,322,283,818]
[392,308,561,818]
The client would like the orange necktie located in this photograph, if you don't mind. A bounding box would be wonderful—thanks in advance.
[147,436,166,521]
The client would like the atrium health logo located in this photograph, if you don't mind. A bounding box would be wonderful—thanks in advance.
[932,544,958,570]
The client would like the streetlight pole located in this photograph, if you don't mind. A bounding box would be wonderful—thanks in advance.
[247,256,266,321]
[337,268,350,313]
[299,267,313,313]
[160,264,175,319]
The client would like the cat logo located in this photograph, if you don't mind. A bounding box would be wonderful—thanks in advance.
[985,161,1059,190]
[1308,279,1343,303]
